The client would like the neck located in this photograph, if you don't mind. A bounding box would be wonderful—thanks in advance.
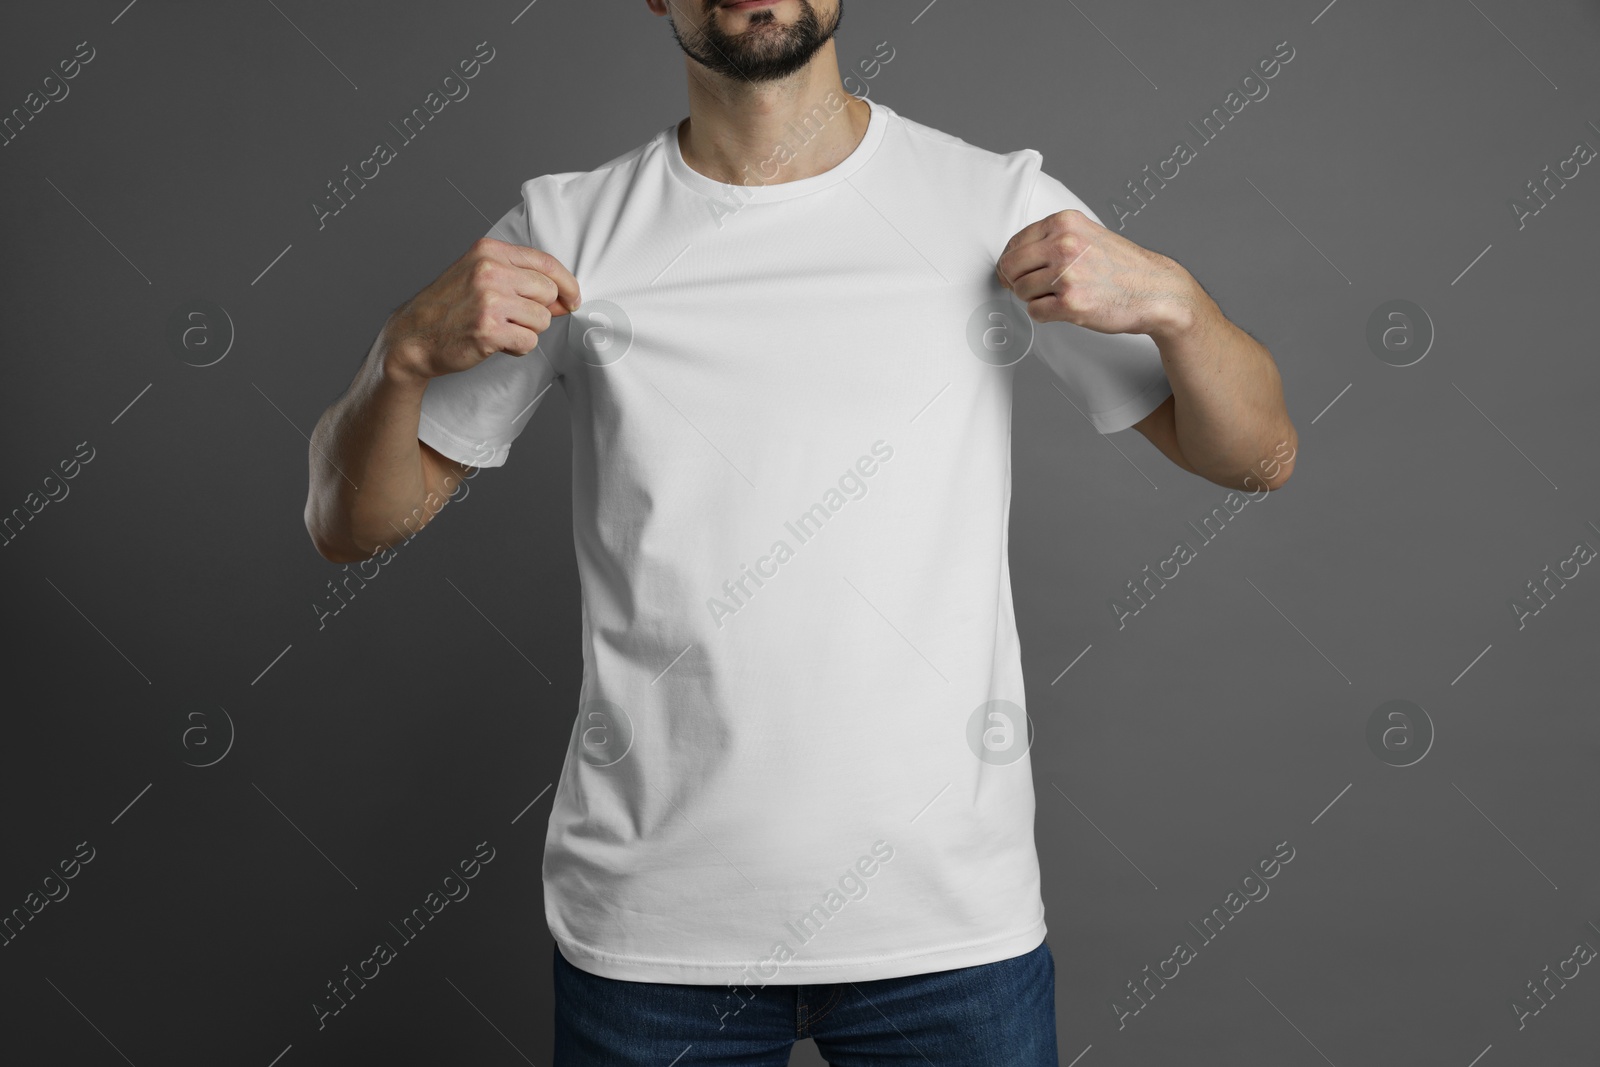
[677,43,870,187]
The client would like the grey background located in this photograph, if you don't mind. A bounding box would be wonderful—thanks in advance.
[2,0,1597,1064]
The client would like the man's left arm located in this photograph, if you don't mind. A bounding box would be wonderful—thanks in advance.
[997,207,1297,491]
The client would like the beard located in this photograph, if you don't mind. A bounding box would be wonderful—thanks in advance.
[669,0,844,83]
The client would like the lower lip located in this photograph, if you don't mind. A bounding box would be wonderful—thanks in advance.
[724,0,782,10]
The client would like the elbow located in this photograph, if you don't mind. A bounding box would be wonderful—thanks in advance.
[305,502,373,565]
[1252,430,1298,492]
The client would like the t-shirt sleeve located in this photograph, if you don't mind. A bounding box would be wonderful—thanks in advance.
[415,192,566,469]
[1015,156,1173,435]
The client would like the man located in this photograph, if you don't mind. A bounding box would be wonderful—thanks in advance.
[304,1,1296,1062]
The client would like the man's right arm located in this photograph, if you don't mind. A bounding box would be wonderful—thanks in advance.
[303,238,581,563]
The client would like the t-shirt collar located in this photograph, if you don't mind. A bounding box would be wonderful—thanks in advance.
[664,94,889,204]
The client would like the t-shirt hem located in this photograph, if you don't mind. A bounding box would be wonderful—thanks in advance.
[1088,373,1173,435]
[416,409,510,469]
[551,915,1048,985]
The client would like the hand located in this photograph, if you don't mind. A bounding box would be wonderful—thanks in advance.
[382,237,582,382]
[995,209,1200,341]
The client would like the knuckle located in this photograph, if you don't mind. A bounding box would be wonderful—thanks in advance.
[527,247,556,273]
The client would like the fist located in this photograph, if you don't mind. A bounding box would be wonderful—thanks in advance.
[995,209,1197,339]
[384,236,582,381]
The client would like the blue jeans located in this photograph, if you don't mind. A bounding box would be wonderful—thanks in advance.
[552,938,1060,1066]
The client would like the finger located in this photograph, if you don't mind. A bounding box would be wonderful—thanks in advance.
[1001,216,1048,258]
[495,264,561,307]
[997,237,1059,295]
[498,243,582,315]
[483,321,542,357]
[502,294,555,335]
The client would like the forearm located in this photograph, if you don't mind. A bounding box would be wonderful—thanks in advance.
[1151,283,1297,490]
[303,321,448,562]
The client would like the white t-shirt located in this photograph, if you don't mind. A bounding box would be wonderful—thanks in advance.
[417,95,1172,986]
